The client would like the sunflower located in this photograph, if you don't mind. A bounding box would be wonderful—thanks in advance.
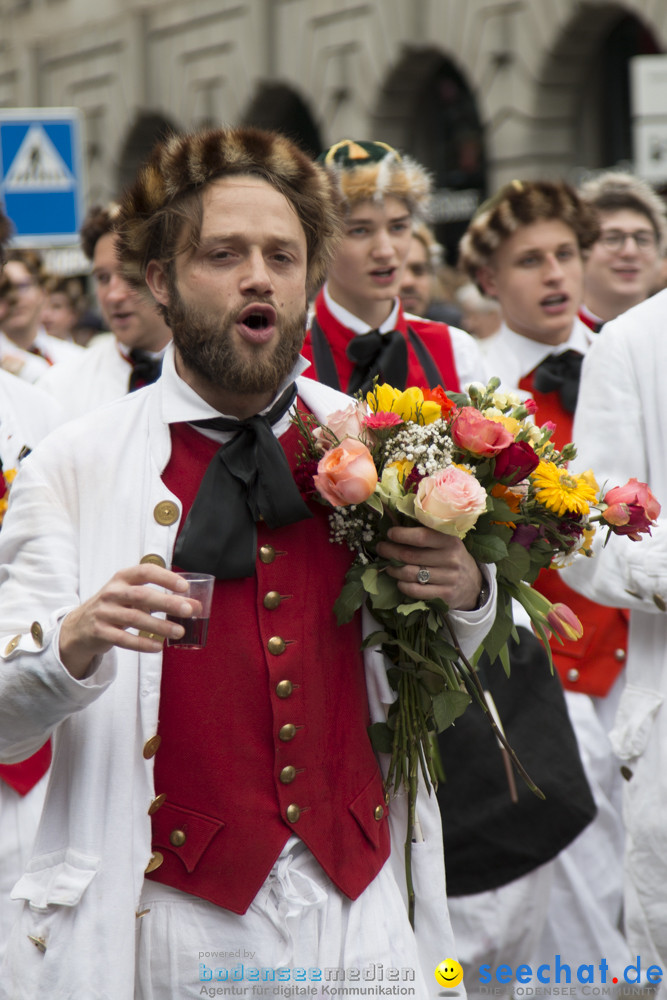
[531,461,598,517]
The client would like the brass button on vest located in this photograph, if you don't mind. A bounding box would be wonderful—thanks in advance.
[30,621,43,647]
[279,765,296,784]
[148,793,167,815]
[268,636,286,656]
[153,501,179,526]
[4,635,20,655]
[169,829,187,847]
[279,723,296,742]
[145,851,164,873]
[374,805,384,821]
[275,679,293,699]
[286,804,301,823]
[143,735,162,759]
[259,544,276,564]
[614,648,626,662]
[140,553,167,568]
[263,590,282,610]
[566,668,580,683]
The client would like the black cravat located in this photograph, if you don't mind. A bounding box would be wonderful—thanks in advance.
[173,382,312,580]
[345,328,408,395]
[532,350,583,413]
[128,349,163,392]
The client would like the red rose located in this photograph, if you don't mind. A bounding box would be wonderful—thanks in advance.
[451,407,514,457]
[494,441,540,486]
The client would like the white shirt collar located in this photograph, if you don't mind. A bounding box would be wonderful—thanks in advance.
[159,343,309,441]
[323,282,400,334]
[489,318,593,386]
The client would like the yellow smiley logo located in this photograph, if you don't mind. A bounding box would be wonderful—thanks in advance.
[435,959,464,989]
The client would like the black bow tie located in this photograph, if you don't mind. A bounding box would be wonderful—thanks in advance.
[128,349,163,392]
[173,382,312,580]
[345,328,408,395]
[532,350,583,413]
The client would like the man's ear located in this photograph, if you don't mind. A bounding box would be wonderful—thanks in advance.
[145,260,170,308]
[477,266,498,299]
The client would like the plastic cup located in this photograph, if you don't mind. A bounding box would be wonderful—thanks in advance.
[166,572,215,649]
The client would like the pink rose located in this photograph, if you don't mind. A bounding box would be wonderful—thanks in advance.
[494,441,540,486]
[451,407,514,457]
[313,402,372,452]
[314,438,378,507]
[602,479,661,540]
[414,466,488,538]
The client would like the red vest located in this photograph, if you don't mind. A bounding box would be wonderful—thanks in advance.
[146,414,390,913]
[301,290,461,392]
[0,742,51,796]
[519,369,628,696]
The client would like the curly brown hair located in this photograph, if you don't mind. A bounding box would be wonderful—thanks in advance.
[459,180,600,292]
[79,203,121,261]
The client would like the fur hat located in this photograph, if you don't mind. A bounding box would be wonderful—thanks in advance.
[459,179,599,290]
[578,170,667,253]
[319,139,432,217]
[116,126,340,295]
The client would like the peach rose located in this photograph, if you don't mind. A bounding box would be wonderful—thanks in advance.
[451,407,514,456]
[313,402,373,452]
[314,438,378,507]
[414,466,488,538]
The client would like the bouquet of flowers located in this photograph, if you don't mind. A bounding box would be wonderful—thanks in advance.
[293,377,659,923]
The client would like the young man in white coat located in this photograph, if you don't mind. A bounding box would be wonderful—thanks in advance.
[0,126,496,1000]
[37,204,172,419]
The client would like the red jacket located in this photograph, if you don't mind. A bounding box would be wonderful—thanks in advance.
[301,290,461,392]
[519,369,628,696]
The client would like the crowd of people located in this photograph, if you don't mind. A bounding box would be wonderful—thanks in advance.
[0,124,665,1000]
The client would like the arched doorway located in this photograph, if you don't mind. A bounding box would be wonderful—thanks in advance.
[115,111,182,198]
[372,47,487,263]
[240,82,323,158]
[536,5,661,178]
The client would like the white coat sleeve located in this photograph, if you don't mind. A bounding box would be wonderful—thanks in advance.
[0,448,116,761]
[561,311,667,613]
[449,324,490,388]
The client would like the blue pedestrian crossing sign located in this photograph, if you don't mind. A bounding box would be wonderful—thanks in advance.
[0,108,85,247]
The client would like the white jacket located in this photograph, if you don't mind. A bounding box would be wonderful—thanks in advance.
[562,287,667,974]
[36,333,133,420]
[0,347,495,999]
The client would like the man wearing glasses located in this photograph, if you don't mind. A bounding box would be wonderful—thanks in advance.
[578,171,666,332]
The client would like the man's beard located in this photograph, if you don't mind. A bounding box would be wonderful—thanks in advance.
[168,287,306,397]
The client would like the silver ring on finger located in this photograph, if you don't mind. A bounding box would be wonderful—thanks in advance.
[417,567,431,585]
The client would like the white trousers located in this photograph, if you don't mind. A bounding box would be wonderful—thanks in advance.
[135,839,434,999]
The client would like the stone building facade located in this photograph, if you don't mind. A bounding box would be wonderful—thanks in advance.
[0,0,664,258]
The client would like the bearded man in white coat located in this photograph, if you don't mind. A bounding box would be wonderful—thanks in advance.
[0,126,496,1000]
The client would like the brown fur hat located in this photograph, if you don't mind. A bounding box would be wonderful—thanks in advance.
[459,179,600,290]
[116,126,341,296]
[319,139,432,217]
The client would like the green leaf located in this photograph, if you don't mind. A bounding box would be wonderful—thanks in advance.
[432,690,472,732]
[396,600,430,616]
[394,492,416,518]
[368,722,395,754]
[361,566,380,594]
[497,542,532,585]
[486,495,514,523]
[333,577,366,624]
[368,573,402,610]
[365,492,385,515]
[465,532,509,564]
[481,606,515,665]
[360,629,391,649]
